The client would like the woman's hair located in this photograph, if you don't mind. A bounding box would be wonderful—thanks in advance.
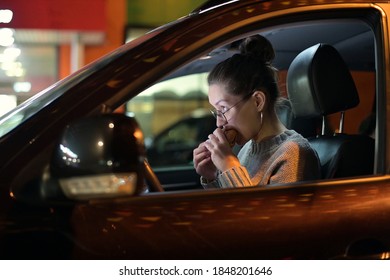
[208,35,279,105]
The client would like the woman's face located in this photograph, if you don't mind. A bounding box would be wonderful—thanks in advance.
[208,83,260,145]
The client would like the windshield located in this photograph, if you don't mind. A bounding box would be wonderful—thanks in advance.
[0,28,165,138]
[0,68,90,137]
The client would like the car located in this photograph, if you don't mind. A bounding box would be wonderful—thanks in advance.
[145,109,215,169]
[0,0,390,260]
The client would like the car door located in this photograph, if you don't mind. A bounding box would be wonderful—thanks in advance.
[2,1,390,260]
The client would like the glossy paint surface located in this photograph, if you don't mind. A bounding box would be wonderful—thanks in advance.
[0,0,389,259]
[65,177,390,259]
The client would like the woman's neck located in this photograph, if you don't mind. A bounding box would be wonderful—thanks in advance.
[254,112,286,143]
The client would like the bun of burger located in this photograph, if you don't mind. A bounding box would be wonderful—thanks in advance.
[224,129,237,148]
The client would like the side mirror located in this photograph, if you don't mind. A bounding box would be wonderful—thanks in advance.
[46,113,146,200]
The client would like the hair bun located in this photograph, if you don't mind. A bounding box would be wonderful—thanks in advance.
[239,35,275,64]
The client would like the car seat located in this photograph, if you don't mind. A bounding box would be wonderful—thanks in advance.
[276,98,320,138]
[287,43,374,179]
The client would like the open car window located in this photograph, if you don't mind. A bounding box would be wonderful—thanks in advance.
[125,18,376,181]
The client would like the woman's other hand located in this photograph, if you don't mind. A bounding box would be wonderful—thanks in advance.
[193,142,217,181]
[204,127,241,172]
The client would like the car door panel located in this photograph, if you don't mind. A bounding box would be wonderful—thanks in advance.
[65,176,390,259]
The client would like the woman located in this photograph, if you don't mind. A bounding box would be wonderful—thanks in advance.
[193,35,321,188]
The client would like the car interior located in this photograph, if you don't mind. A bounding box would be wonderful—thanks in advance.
[287,43,375,179]
[124,14,377,191]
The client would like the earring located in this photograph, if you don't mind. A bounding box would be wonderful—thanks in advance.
[259,111,263,128]
[258,111,264,133]
[254,111,264,141]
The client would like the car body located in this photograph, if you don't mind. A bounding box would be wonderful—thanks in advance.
[1,0,390,259]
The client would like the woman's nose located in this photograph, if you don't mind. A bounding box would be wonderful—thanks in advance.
[216,117,226,127]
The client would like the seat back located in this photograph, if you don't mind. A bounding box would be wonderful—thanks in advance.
[287,43,374,179]
[276,98,320,138]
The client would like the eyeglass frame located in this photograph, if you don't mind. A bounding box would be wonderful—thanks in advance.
[210,92,254,125]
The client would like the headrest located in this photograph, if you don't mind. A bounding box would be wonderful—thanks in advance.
[287,43,359,118]
[276,98,320,138]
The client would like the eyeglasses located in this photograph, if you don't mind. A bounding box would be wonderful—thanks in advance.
[210,96,249,125]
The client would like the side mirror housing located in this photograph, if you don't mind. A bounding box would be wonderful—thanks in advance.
[47,113,146,200]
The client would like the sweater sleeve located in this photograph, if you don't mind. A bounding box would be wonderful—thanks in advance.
[218,166,252,188]
[200,176,221,189]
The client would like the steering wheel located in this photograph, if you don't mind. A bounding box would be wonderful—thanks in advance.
[143,159,164,192]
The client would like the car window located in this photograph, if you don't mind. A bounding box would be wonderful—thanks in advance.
[126,17,377,179]
[145,110,216,167]
[0,51,123,138]
[126,73,214,168]
[0,30,164,139]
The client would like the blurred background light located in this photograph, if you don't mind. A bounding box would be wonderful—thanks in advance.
[0,94,17,115]
[0,28,15,46]
[0,9,13,23]
[13,81,31,93]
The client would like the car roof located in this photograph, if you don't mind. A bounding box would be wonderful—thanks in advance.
[165,17,374,81]
[178,0,376,73]
[193,0,390,14]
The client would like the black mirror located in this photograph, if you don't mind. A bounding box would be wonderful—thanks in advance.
[47,113,146,200]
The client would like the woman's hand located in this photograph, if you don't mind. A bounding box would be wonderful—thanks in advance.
[193,142,217,181]
[204,127,241,172]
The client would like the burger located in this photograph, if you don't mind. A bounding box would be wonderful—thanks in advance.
[224,129,237,148]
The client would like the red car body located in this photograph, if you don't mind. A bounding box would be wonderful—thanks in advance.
[0,0,390,259]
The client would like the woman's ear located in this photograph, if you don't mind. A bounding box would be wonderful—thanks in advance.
[253,90,266,112]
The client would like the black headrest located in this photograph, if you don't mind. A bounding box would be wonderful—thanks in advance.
[287,43,359,118]
[276,98,319,137]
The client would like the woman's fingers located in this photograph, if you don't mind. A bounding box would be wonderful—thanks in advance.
[193,143,211,165]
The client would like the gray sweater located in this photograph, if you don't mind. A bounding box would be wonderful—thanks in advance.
[202,130,321,188]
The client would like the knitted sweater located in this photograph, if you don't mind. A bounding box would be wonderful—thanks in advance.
[202,130,321,188]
